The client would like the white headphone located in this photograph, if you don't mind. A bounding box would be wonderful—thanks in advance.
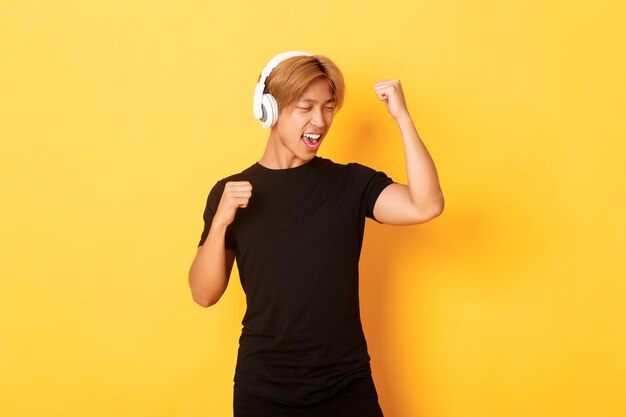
[253,51,313,128]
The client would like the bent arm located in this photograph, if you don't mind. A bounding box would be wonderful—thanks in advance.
[374,114,444,225]
[188,221,236,307]
[372,79,444,225]
[189,180,251,307]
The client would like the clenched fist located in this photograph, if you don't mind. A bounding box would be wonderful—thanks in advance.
[213,181,252,227]
[374,79,410,121]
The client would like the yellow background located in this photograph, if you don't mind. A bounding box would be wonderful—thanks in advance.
[1,1,625,416]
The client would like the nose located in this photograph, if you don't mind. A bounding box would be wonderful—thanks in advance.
[311,107,326,128]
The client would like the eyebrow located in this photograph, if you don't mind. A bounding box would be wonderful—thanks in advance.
[298,98,335,104]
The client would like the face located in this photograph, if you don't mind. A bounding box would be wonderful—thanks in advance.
[270,77,336,163]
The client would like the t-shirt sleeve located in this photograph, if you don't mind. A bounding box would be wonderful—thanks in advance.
[349,162,395,223]
[197,180,237,250]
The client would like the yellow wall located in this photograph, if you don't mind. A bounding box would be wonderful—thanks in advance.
[1,1,625,416]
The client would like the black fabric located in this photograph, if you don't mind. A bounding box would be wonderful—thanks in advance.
[197,156,394,406]
[234,375,384,417]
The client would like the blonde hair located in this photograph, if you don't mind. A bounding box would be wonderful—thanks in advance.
[264,54,345,115]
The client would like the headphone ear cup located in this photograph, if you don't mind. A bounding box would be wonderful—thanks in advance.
[261,94,279,128]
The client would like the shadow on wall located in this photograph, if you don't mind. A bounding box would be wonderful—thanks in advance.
[360,223,423,417]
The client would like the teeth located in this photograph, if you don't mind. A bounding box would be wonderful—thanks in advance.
[303,133,321,139]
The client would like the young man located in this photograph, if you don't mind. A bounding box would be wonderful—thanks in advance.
[188,51,444,417]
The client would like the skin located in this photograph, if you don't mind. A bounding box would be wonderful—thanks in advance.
[258,77,336,170]
[188,76,444,307]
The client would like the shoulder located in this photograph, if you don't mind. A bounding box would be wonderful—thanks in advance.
[316,156,377,172]
[213,161,258,185]
[314,155,357,172]
[310,156,356,180]
[313,156,389,181]
[345,161,395,194]
[202,162,256,198]
[344,160,389,182]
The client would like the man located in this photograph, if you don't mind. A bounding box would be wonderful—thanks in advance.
[188,51,444,417]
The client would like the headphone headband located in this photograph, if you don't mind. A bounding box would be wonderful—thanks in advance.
[253,51,313,124]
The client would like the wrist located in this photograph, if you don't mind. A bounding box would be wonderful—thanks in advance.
[394,111,412,124]
[395,111,414,128]
[211,217,230,231]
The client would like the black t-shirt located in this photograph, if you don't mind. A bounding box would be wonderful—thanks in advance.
[198,156,394,406]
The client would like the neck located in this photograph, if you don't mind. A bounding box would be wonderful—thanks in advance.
[258,132,312,169]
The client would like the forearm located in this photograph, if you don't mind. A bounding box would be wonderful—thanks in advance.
[395,113,444,213]
[188,221,231,307]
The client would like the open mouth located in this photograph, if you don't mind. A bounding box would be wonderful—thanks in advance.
[301,132,322,151]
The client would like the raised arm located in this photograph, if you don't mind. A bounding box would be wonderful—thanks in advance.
[188,181,252,307]
[372,79,444,225]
